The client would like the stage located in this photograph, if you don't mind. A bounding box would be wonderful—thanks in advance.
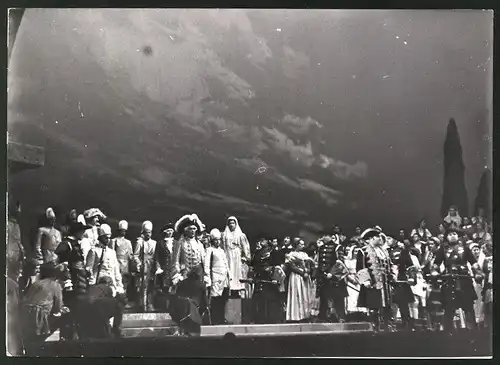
[29,313,491,357]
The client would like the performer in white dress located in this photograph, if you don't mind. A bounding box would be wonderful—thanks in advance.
[222,216,251,294]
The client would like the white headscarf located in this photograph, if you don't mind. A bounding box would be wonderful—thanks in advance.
[223,216,244,241]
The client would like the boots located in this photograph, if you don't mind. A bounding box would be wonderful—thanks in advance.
[370,310,380,332]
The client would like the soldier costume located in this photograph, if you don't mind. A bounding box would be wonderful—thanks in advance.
[356,228,394,331]
[432,227,481,331]
[132,221,157,312]
[316,235,348,322]
[110,220,133,304]
[54,219,92,340]
[154,223,176,294]
[388,244,416,330]
[251,244,283,324]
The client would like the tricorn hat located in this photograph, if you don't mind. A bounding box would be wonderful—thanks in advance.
[162,222,175,232]
[174,214,205,234]
[83,208,107,220]
[69,221,92,234]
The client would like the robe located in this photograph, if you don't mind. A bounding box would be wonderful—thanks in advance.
[222,231,250,291]
[286,251,313,321]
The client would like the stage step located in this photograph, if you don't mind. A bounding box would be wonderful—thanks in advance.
[200,322,373,337]
[122,327,179,337]
[45,313,177,342]
[121,313,175,328]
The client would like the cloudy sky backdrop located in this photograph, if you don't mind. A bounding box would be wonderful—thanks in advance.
[8,9,493,240]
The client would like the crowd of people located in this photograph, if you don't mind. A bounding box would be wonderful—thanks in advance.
[6,202,493,354]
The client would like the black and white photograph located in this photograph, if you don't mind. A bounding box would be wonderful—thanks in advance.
[6,8,493,357]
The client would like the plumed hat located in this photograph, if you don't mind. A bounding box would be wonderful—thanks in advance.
[98,224,112,237]
[141,221,153,232]
[174,214,205,234]
[118,220,128,230]
[210,228,222,240]
[360,227,381,240]
[83,208,107,220]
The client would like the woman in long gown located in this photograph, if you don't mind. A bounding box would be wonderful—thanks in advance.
[285,239,314,322]
[222,216,250,295]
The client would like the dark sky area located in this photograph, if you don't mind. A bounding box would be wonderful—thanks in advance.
[8,9,493,241]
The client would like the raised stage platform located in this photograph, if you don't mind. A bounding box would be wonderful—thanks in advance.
[33,312,491,357]
[45,313,373,340]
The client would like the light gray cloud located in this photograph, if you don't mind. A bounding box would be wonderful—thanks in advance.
[318,155,368,179]
[280,114,323,135]
[297,178,342,206]
[263,127,316,167]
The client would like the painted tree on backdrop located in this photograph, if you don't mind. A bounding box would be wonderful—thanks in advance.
[441,118,469,218]
[474,168,492,221]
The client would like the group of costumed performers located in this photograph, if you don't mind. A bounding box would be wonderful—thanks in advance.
[9,199,492,354]
[351,225,484,332]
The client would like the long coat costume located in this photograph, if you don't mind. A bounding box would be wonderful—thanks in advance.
[154,237,175,291]
[55,234,91,339]
[34,226,62,268]
[251,247,283,324]
[316,239,348,320]
[388,246,415,306]
[356,243,393,309]
[433,241,477,309]
[132,235,157,311]
[433,239,479,330]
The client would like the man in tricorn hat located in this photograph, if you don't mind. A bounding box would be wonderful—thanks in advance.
[83,208,107,250]
[171,214,207,286]
[55,217,93,340]
[356,227,394,331]
[432,226,482,331]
